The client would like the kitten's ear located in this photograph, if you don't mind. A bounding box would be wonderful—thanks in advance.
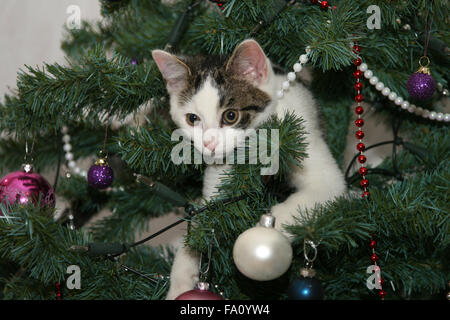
[226,39,269,85]
[152,50,191,94]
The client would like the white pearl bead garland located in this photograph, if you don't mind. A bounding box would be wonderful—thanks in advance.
[357,63,450,122]
[268,48,449,123]
[429,111,437,120]
[388,92,397,101]
[287,72,296,81]
[299,54,308,64]
[276,47,311,99]
[415,107,423,116]
[375,82,384,91]
[65,153,74,161]
[359,63,368,72]
[60,127,122,193]
[394,97,403,106]
[369,76,378,85]
[401,101,410,110]
[61,126,87,179]
[276,90,284,98]
[364,70,373,79]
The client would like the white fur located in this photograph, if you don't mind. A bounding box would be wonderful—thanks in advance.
[170,76,255,161]
[270,75,346,234]
[158,45,346,300]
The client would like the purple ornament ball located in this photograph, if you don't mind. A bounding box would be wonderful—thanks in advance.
[0,171,55,209]
[406,72,435,100]
[175,282,224,300]
[87,163,114,189]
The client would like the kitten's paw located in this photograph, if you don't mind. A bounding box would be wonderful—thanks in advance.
[166,246,200,300]
[166,281,196,300]
[270,202,298,238]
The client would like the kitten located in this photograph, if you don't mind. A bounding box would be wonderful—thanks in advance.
[152,39,346,299]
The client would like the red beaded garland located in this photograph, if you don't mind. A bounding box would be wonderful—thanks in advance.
[310,0,334,10]
[357,143,366,152]
[358,155,367,163]
[353,58,362,66]
[359,167,368,176]
[55,282,62,300]
[353,70,363,78]
[355,94,364,102]
[355,44,384,299]
[355,118,364,127]
[209,0,226,10]
[352,45,361,53]
[369,235,385,299]
[320,1,329,9]
[355,106,364,114]
[360,179,369,188]
[370,253,379,262]
[355,130,364,139]
[361,190,370,198]
[354,82,363,91]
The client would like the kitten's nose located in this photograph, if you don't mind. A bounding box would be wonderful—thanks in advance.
[203,139,218,152]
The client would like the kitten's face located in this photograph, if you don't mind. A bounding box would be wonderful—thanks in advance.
[152,39,276,160]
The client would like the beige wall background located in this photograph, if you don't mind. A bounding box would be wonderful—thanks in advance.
[1,1,101,95]
[1,1,402,250]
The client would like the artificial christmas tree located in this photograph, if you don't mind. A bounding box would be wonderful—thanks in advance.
[0,0,448,302]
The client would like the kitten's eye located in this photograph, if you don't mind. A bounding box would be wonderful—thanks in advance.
[186,113,200,126]
[222,110,239,125]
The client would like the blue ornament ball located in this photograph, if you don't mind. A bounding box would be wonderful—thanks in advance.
[287,276,324,300]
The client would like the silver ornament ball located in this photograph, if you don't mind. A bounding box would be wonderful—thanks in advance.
[233,215,293,281]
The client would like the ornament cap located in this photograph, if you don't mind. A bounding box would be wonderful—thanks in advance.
[300,267,316,278]
[95,157,108,166]
[22,163,34,173]
[417,66,431,75]
[259,214,275,228]
[417,56,431,75]
[196,282,210,291]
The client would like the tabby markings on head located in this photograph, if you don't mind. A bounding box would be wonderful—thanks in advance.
[177,55,271,129]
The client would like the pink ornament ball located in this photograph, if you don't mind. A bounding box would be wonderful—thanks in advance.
[0,170,55,209]
[175,282,223,300]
